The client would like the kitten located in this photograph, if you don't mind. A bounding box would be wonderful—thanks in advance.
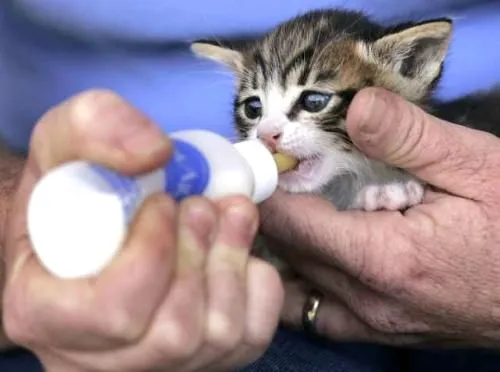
[189,9,499,263]
[189,9,458,210]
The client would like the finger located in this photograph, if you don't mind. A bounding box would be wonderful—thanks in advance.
[199,196,259,363]
[271,237,391,300]
[5,90,176,348]
[29,89,172,175]
[260,190,413,277]
[44,259,281,372]
[289,258,431,336]
[175,197,217,277]
[194,258,283,371]
[346,87,500,199]
[270,239,411,331]
[281,279,375,342]
[92,194,179,342]
[4,193,178,350]
[7,90,172,279]
[112,197,217,369]
[277,247,385,308]
[281,279,425,346]
[157,196,217,358]
[241,259,283,352]
[3,163,38,275]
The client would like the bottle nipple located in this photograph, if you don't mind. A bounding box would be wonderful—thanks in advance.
[273,153,298,173]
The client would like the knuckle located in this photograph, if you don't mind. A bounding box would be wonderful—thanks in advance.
[360,304,427,335]
[360,262,409,296]
[83,288,150,345]
[98,307,147,345]
[67,89,122,132]
[356,89,429,167]
[357,298,406,334]
[357,232,417,297]
[447,144,489,186]
[29,89,124,168]
[205,312,243,352]
[158,320,201,359]
[391,101,428,164]
[362,309,401,334]
[3,303,31,346]
[2,282,45,346]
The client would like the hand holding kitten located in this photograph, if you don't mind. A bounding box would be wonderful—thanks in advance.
[261,87,500,347]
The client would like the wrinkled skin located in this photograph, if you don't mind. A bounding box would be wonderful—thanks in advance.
[2,90,284,371]
[263,87,500,348]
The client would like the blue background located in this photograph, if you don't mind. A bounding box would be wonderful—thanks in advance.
[1,0,500,153]
[0,1,499,370]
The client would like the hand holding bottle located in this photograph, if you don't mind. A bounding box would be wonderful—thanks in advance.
[3,90,284,371]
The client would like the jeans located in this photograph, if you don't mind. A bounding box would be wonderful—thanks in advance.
[241,328,402,372]
[0,348,43,372]
[241,327,500,372]
[2,327,500,371]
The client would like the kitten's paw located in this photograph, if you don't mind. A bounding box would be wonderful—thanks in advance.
[354,180,424,211]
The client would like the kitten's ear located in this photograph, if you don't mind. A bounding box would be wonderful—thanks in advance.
[366,19,452,85]
[191,41,244,74]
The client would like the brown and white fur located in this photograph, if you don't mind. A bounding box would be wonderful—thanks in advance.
[190,10,500,267]
[189,9,462,211]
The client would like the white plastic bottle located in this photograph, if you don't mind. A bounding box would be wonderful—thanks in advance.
[27,129,280,279]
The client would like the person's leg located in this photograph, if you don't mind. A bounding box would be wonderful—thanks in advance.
[404,348,500,372]
[240,327,402,372]
[0,349,43,372]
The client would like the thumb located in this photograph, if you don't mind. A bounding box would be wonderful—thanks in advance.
[346,87,499,199]
[30,89,172,175]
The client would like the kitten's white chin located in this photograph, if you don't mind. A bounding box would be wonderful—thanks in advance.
[278,155,329,193]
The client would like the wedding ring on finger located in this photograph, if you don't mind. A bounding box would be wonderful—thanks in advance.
[302,289,323,334]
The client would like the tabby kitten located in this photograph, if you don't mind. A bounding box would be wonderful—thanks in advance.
[190,9,497,211]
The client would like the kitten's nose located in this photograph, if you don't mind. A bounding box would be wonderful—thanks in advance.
[257,130,281,152]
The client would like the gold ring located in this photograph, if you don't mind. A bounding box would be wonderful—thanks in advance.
[302,289,323,333]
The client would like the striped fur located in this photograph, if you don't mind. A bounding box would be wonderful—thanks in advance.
[191,9,453,209]
[191,8,500,270]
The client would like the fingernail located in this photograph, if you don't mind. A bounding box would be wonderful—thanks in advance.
[356,89,382,135]
[118,124,171,158]
[227,204,257,240]
[182,199,216,248]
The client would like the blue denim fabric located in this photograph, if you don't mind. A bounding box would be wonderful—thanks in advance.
[240,328,402,372]
[240,327,500,372]
[2,1,500,152]
[3,336,500,372]
[0,349,42,372]
[2,0,500,371]
[406,348,500,372]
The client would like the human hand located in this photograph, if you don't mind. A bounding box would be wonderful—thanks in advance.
[260,87,500,348]
[2,90,284,371]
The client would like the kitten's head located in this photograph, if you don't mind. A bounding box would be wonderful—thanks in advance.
[191,10,452,193]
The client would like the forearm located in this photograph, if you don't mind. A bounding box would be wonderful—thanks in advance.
[0,147,25,240]
[0,145,26,350]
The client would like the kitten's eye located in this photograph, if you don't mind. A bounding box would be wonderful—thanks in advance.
[243,97,262,119]
[300,91,332,113]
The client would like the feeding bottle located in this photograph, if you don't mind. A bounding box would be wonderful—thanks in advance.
[27,129,297,279]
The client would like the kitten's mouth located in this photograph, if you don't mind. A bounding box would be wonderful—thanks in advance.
[275,152,328,193]
[280,154,324,178]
